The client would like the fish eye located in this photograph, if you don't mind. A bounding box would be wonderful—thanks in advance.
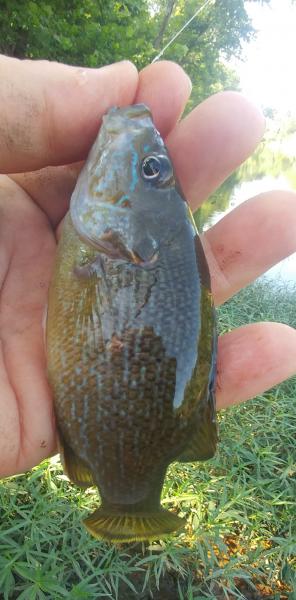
[141,154,173,185]
[141,155,161,179]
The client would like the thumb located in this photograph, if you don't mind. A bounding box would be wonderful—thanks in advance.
[0,56,138,173]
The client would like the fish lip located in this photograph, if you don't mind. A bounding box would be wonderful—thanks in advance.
[105,103,152,122]
[102,104,155,136]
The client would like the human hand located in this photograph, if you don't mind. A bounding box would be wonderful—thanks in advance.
[0,56,295,478]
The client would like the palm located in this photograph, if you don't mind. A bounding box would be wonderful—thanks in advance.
[0,57,295,478]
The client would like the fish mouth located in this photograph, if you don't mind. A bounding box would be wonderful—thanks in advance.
[104,104,152,126]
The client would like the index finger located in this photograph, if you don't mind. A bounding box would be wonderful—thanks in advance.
[0,56,138,173]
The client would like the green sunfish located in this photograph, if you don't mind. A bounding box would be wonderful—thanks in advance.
[47,104,217,543]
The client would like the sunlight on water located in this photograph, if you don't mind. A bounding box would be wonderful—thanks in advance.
[207,176,292,227]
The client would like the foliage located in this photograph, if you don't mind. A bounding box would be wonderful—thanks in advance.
[194,172,240,231]
[194,111,296,231]
[238,116,296,185]
[0,0,269,106]
[152,0,259,106]
[0,278,295,599]
[1,2,295,598]
[0,0,155,67]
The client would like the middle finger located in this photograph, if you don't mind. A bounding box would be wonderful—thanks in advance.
[203,190,296,306]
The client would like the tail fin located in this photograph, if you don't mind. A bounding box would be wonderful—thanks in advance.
[83,507,185,543]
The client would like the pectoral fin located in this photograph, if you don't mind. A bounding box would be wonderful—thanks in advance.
[58,432,94,488]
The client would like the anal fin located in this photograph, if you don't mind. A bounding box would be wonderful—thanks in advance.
[58,432,94,488]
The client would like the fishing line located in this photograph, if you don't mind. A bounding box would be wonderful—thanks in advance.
[151,0,215,64]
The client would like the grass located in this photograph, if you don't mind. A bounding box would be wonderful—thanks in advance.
[0,277,295,599]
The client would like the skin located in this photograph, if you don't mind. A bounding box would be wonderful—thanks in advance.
[0,56,295,479]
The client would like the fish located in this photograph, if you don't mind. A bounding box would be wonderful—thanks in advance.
[46,103,217,543]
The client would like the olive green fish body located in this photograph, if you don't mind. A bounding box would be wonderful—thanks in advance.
[47,104,217,542]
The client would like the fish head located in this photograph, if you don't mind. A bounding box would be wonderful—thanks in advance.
[70,104,193,266]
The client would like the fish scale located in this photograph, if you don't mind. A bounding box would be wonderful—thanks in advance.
[47,104,217,543]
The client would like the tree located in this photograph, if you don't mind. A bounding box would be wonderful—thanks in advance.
[150,0,270,105]
[0,1,155,66]
[0,0,270,104]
